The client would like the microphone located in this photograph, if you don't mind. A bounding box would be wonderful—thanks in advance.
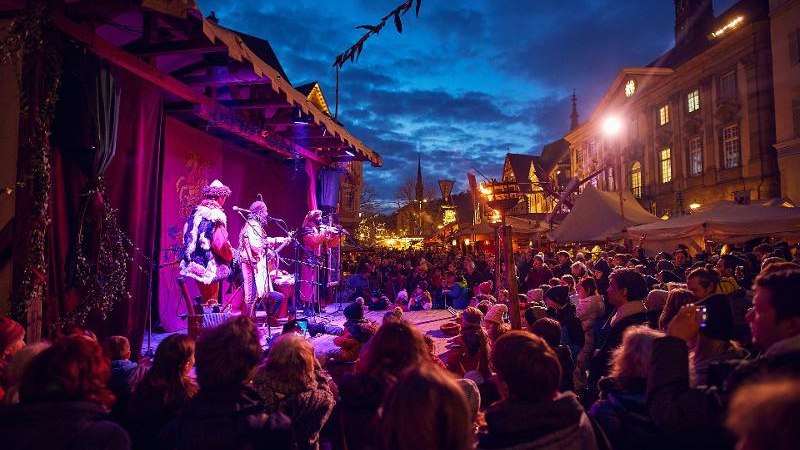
[232,206,251,213]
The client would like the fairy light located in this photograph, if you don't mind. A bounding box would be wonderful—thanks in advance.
[711,16,744,38]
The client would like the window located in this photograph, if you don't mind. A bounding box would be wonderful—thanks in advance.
[630,161,642,198]
[576,146,584,165]
[660,148,672,183]
[723,124,741,168]
[345,189,355,208]
[687,89,700,113]
[588,141,598,159]
[629,117,639,141]
[720,71,737,99]
[659,104,670,126]
[689,137,703,176]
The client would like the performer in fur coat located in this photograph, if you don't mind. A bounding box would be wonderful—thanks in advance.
[179,179,234,303]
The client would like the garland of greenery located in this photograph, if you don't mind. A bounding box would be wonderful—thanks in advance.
[1,3,60,327]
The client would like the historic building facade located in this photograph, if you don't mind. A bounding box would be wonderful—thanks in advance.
[565,0,779,216]
[770,0,800,204]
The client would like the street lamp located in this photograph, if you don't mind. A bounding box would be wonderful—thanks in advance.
[603,116,625,232]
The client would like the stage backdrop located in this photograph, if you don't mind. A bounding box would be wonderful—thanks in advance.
[158,117,312,331]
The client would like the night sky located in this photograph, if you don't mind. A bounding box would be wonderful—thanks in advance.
[197,0,738,209]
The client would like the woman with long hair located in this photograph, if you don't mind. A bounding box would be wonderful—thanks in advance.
[127,334,197,450]
[574,277,605,392]
[325,320,429,450]
[380,364,473,450]
[252,333,335,450]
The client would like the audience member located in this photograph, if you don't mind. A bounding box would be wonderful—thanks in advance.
[381,364,474,450]
[2,341,49,405]
[0,317,25,402]
[530,318,575,393]
[574,277,605,392]
[658,288,694,331]
[478,331,601,450]
[106,336,144,422]
[544,285,585,359]
[127,333,197,450]
[0,335,130,450]
[726,377,800,450]
[252,333,334,450]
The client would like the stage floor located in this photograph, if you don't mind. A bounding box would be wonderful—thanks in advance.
[141,303,460,361]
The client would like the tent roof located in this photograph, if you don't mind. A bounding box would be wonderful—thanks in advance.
[549,185,658,243]
[627,202,800,245]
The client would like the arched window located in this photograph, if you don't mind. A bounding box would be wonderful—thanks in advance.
[630,161,642,198]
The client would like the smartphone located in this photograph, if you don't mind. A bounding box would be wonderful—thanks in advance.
[296,318,309,335]
[697,305,708,328]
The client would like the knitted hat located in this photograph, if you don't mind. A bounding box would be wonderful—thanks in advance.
[544,285,570,306]
[462,307,484,326]
[344,301,365,322]
[477,280,493,295]
[696,293,736,341]
[484,304,508,325]
[456,378,481,421]
[0,317,24,353]
[526,288,544,303]
[202,179,232,198]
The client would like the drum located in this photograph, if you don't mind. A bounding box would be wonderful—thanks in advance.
[272,275,295,319]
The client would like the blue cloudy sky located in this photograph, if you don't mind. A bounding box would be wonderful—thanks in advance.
[197,0,737,207]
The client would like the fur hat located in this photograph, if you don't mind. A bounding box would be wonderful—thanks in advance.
[344,300,365,322]
[202,179,232,198]
[544,285,570,306]
[484,304,508,325]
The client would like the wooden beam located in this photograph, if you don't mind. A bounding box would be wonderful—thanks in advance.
[178,72,273,87]
[124,39,228,58]
[53,14,328,166]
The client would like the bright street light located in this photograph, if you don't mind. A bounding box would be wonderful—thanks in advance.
[603,116,622,136]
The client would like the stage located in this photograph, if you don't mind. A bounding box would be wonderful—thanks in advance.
[141,303,459,362]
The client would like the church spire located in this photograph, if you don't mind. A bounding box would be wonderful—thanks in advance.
[570,89,579,130]
[415,153,423,202]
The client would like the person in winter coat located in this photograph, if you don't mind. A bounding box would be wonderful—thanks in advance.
[478,331,600,450]
[544,285,585,360]
[252,333,335,450]
[589,326,672,450]
[574,277,605,392]
[158,317,292,450]
[0,335,131,450]
[526,255,553,294]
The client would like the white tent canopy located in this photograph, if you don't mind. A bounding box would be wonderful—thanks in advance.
[549,185,659,243]
[626,202,800,252]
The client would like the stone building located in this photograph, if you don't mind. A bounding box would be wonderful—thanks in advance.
[565,0,779,216]
[770,0,800,204]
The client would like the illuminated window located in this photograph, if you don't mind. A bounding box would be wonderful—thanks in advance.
[723,124,741,168]
[660,148,672,183]
[625,79,636,97]
[689,137,703,176]
[659,104,670,126]
[576,146,584,164]
[720,71,737,99]
[687,89,700,113]
[630,161,642,198]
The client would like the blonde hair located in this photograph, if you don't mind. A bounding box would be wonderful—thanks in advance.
[609,326,665,384]
[262,333,315,386]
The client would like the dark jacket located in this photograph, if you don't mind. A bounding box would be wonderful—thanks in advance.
[647,336,800,450]
[0,400,131,450]
[478,392,598,450]
[158,385,293,450]
[552,303,585,358]
[553,345,576,393]
[588,311,650,392]
[108,360,144,423]
[526,266,553,291]
[321,373,388,450]
[589,377,670,450]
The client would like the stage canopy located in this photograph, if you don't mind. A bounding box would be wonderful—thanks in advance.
[549,185,659,243]
[626,202,800,253]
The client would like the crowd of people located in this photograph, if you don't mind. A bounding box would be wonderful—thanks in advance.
[1,239,800,450]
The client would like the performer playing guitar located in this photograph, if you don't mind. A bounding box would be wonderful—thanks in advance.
[236,195,291,326]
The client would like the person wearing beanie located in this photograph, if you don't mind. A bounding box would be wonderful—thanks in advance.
[484,304,511,346]
[545,285,585,361]
[329,300,378,364]
[0,317,25,402]
[408,281,432,311]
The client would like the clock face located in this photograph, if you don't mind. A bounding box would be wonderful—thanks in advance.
[625,79,636,97]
